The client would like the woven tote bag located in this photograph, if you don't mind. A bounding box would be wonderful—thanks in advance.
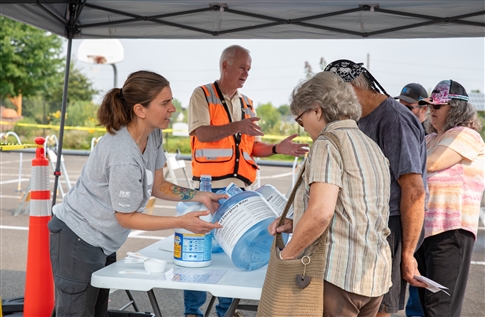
[257,167,329,317]
[256,227,328,316]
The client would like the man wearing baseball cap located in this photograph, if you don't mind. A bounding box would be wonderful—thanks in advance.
[396,83,428,126]
[396,82,429,317]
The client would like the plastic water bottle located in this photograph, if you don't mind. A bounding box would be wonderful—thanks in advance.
[212,190,278,271]
[199,174,212,192]
[199,175,224,253]
[174,201,212,267]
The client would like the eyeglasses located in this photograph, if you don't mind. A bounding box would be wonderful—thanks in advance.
[428,104,448,110]
[295,109,310,127]
[405,105,426,111]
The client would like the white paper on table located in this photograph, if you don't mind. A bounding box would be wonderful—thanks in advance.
[165,268,174,280]
[169,268,227,284]
[414,275,450,296]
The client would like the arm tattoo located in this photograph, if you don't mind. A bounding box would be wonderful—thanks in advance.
[173,186,196,200]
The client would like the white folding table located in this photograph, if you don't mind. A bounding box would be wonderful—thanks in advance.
[91,235,266,317]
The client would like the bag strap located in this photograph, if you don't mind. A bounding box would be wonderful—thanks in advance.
[319,130,349,172]
[274,129,347,250]
[275,164,305,248]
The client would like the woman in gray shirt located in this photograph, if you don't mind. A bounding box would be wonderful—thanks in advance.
[49,70,224,316]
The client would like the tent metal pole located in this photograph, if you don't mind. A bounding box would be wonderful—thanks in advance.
[51,35,72,208]
[51,28,74,210]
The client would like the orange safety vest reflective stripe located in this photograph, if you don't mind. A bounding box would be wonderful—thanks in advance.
[191,82,258,185]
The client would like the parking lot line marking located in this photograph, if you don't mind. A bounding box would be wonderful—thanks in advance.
[0,225,167,240]
[0,225,29,231]
[0,178,30,185]
[259,172,293,179]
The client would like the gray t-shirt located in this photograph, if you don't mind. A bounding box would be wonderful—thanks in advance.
[54,127,166,254]
[358,97,428,217]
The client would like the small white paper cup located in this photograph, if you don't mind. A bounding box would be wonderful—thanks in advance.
[144,258,167,273]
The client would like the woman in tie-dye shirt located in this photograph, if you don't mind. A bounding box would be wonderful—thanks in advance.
[415,79,484,317]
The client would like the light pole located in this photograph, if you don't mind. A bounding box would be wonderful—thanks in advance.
[77,39,124,88]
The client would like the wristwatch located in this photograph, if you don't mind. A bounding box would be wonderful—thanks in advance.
[272,144,278,154]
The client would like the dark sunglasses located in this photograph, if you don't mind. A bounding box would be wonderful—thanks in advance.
[428,104,448,110]
[295,109,310,127]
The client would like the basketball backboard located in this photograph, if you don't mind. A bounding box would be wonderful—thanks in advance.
[77,39,124,64]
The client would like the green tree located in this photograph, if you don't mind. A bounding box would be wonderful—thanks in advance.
[20,95,52,124]
[0,16,64,116]
[257,102,281,133]
[64,101,99,127]
[21,63,99,122]
[168,98,186,124]
[277,104,291,116]
[46,63,99,103]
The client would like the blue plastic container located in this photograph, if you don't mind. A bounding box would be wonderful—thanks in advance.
[211,190,278,271]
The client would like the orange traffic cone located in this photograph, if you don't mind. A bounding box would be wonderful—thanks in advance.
[24,137,54,316]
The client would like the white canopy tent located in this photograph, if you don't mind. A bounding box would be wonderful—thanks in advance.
[1,0,485,203]
[2,1,485,39]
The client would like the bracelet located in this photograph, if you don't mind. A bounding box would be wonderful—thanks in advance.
[272,144,278,154]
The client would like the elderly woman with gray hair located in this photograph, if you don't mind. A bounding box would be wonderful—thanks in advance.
[415,79,484,317]
[268,71,393,317]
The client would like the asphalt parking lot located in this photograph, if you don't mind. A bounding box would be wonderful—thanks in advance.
[1,151,484,316]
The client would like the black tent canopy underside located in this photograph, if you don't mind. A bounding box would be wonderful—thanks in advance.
[1,0,485,40]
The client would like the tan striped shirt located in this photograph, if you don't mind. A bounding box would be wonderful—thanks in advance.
[293,119,393,297]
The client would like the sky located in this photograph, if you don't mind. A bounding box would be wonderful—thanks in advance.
[66,38,485,109]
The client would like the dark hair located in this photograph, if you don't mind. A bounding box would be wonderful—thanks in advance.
[97,70,170,134]
[425,99,482,134]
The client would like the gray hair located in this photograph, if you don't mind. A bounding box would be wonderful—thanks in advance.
[219,45,250,72]
[351,73,376,93]
[290,71,362,123]
[426,99,482,134]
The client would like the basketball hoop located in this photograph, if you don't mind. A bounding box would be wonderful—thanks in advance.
[87,55,108,64]
[78,39,124,87]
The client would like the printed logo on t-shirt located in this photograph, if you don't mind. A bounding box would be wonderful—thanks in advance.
[119,203,130,208]
[146,169,153,196]
[119,191,131,198]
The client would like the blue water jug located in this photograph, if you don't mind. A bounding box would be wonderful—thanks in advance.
[211,190,278,271]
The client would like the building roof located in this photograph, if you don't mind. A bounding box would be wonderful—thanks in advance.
[470,93,485,111]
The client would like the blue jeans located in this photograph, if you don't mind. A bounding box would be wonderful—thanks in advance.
[184,290,233,317]
[405,285,424,317]
[184,187,233,317]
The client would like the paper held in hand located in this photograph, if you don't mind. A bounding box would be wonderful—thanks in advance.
[414,275,450,296]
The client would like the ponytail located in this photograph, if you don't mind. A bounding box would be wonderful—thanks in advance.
[97,88,132,134]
